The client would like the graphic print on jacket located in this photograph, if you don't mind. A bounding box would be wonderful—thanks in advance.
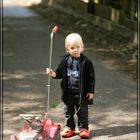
[67,56,81,90]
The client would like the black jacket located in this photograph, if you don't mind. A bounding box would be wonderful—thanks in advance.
[54,53,95,105]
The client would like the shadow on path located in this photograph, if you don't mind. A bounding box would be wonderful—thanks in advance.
[90,124,137,138]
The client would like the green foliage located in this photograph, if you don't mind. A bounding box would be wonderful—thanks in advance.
[50,102,59,108]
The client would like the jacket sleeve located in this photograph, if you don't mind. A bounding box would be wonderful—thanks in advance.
[53,59,64,79]
[87,60,95,93]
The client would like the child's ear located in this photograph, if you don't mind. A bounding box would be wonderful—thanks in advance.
[65,47,69,53]
[66,49,69,53]
[65,49,69,53]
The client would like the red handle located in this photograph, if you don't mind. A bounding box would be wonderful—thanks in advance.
[52,25,58,33]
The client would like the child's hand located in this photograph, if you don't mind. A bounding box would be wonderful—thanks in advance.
[86,93,94,100]
[46,68,56,78]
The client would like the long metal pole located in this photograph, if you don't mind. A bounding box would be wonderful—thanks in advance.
[47,32,53,114]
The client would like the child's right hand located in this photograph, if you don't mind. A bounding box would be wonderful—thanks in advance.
[46,68,56,78]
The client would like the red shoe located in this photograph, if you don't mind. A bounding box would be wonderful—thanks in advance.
[79,129,90,138]
[61,128,75,137]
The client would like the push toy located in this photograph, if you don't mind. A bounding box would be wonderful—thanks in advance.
[10,26,60,140]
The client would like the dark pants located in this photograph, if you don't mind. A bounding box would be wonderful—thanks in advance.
[63,94,89,130]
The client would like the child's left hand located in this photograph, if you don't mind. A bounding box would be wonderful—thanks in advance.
[86,93,94,100]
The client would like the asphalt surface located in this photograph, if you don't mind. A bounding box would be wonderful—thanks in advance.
[3,1,138,140]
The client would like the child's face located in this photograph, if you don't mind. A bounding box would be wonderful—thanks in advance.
[66,43,83,58]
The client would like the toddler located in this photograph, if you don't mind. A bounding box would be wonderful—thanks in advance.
[46,33,95,138]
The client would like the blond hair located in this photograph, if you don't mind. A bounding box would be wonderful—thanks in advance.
[65,33,84,52]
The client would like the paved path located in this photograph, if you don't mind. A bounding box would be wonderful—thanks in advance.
[3,1,138,140]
